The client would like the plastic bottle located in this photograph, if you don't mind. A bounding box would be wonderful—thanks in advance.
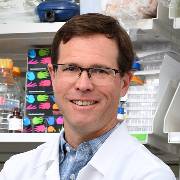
[13,66,25,115]
[131,58,144,86]
[8,108,23,133]
[0,59,21,133]
[117,106,125,121]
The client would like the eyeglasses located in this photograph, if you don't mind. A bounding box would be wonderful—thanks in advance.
[52,63,120,85]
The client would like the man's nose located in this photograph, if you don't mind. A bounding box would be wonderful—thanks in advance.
[74,71,94,91]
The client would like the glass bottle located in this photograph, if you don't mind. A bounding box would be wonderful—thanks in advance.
[8,108,23,133]
[13,66,25,116]
[0,59,20,132]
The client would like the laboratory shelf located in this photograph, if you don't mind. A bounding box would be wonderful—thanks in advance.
[169,0,180,29]
[168,132,180,144]
[0,133,60,162]
[152,54,180,139]
[0,22,64,72]
[0,133,59,143]
[0,22,65,34]
[173,18,180,29]
[147,134,180,156]
[164,82,180,135]
[133,69,160,76]
[128,54,180,160]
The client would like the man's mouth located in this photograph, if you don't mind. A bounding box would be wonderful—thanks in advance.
[70,100,97,106]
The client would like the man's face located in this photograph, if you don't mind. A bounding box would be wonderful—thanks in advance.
[49,34,131,137]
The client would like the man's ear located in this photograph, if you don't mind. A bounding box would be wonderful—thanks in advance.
[120,72,132,97]
[48,63,55,82]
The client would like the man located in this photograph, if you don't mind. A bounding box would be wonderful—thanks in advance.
[0,13,175,180]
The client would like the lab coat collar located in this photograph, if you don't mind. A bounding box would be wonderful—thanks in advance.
[32,122,137,179]
[87,121,138,176]
[33,132,62,180]
[35,133,62,168]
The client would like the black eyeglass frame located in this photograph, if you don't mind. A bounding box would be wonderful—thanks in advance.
[52,63,121,78]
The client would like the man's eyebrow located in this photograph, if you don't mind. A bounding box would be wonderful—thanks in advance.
[63,63,79,66]
[89,64,111,69]
[61,63,111,69]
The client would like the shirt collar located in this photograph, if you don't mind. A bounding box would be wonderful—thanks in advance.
[59,123,120,162]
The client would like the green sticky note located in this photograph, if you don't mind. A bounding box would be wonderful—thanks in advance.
[131,134,148,143]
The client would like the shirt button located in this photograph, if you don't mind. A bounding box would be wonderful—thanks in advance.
[69,156,75,162]
[66,146,70,152]
[70,174,75,180]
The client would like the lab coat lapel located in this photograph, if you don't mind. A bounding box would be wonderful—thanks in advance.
[31,160,60,180]
[45,160,60,180]
[78,121,137,178]
[33,133,62,180]
[90,122,132,174]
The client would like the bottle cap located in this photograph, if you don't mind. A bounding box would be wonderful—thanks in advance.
[118,107,124,114]
[12,108,21,116]
[132,62,141,71]
[13,66,21,77]
[132,57,141,71]
[0,59,13,69]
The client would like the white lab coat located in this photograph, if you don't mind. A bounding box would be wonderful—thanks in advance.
[0,121,176,180]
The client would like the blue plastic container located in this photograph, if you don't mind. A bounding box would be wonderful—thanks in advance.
[132,57,141,71]
[36,0,80,22]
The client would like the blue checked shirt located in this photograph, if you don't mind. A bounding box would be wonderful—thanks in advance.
[59,123,119,180]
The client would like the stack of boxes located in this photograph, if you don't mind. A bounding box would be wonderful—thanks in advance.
[24,48,63,133]
[125,55,161,134]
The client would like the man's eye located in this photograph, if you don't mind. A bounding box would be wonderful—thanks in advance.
[92,68,109,74]
[62,66,79,72]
